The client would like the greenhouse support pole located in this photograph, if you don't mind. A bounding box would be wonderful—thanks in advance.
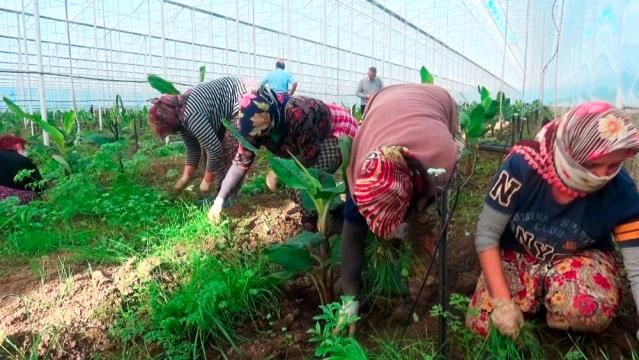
[223,0,229,74]
[64,0,80,139]
[160,0,169,144]
[286,0,291,61]
[15,13,26,126]
[191,8,196,79]
[91,1,102,131]
[251,0,256,79]
[499,0,509,93]
[147,0,152,101]
[322,0,327,98]
[236,0,240,76]
[553,0,565,105]
[539,8,547,107]
[336,0,340,99]
[33,0,49,146]
[521,0,531,100]
[160,0,166,77]
[21,0,35,135]
[93,0,103,130]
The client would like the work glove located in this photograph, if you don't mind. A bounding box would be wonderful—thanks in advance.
[332,299,359,337]
[208,197,225,224]
[174,165,196,191]
[491,298,524,339]
[200,171,214,193]
[266,170,278,192]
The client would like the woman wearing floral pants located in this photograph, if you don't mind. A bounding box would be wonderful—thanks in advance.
[466,102,639,339]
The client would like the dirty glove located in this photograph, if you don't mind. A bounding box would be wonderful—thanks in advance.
[200,171,214,193]
[207,197,225,224]
[174,165,196,191]
[491,298,524,339]
[266,170,278,192]
[332,300,359,337]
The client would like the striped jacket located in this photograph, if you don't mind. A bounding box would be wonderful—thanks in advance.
[179,76,246,180]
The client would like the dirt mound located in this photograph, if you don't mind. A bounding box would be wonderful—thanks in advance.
[0,257,160,359]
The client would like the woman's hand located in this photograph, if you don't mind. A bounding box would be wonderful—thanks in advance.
[208,197,225,224]
[266,170,278,192]
[174,165,196,191]
[478,247,523,338]
[200,170,214,192]
[491,298,524,339]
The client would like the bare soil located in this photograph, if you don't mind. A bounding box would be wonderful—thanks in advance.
[2,151,639,359]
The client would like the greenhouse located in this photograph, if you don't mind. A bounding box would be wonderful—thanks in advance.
[1,0,639,359]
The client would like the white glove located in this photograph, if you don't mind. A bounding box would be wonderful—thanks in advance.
[266,170,278,192]
[199,178,212,193]
[491,298,524,339]
[333,300,359,336]
[174,176,190,190]
[207,197,225,224]
[389,222,409,240]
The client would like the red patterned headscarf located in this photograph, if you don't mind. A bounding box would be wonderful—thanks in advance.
[352,146,425,239]
[148,91,190,138]
[511,101,639,196]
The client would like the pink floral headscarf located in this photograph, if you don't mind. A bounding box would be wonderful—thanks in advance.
[511,101,639,196]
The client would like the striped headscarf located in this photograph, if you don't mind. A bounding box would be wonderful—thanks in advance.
[352,146,425,239]
[511,101,639,196]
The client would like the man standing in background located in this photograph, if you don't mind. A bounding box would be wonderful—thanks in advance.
[356,66,384,114]
[260,59,298,95]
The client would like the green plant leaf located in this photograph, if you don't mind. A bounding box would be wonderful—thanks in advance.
[466,105,485,140]
[2,96,30,120]
[4,98,68,153]
[338,136,352,179]
[419,65,434,84]
[267,153,320,193]
[147,74,180,95]
[300,191,318,212]
[329,234,341,265]
[286,231,321,248]
[199,65,206,83]
[484,100,499,121]
[460,111,471,130]
[478,86,490,103]
[63,111,75,136]
[221,118,258,153]
[263,244,314,272]
[52,154,72,173]
[265,270,295,285]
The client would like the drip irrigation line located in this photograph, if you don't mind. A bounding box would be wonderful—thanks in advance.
[400,170,463,351]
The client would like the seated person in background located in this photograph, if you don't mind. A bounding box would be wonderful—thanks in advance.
[0,135,43,203]
[466,102,639,341]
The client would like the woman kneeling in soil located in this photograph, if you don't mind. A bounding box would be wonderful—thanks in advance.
[148,76,246,192]
[466,102,639,340]
[340,83,459,319]
[0,135,43,203]
[209,88,358,229]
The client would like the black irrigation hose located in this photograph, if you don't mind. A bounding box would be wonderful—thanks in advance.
[400,171,463,350]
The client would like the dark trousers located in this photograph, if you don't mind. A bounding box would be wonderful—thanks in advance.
[341,192,368,296]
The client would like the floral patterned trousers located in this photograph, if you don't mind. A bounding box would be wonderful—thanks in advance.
[466,249,621,336]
